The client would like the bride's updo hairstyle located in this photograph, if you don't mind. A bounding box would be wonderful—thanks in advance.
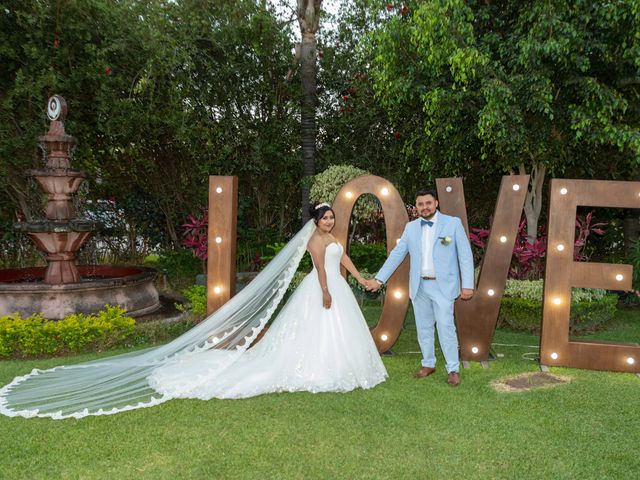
[309,203,334,225]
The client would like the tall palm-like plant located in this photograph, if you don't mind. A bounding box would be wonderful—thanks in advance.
[297,0,322,222]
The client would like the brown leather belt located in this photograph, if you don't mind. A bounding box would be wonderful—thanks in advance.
[421,276,436,280]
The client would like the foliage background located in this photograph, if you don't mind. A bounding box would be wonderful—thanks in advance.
[1,0,639,270]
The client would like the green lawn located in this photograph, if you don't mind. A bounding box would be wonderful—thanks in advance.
[1,306,639,479]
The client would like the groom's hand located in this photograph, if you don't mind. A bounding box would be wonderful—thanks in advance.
[460,288,474,300]
[365,279,382,292]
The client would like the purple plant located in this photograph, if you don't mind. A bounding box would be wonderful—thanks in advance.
[182,212,208,272]
[470,213,606,280]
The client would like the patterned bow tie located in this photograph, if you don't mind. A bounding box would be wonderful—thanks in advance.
[421,219,434,227]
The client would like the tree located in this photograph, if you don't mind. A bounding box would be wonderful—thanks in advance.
[369,0,640,243]
[0,0,302,258]
[314,1,415,196]
[296,0,323,222]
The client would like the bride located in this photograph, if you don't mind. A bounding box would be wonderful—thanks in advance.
[0,203,387,419]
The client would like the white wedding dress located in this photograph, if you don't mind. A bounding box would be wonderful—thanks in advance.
[148,242,387,399]
[0,222,386,419]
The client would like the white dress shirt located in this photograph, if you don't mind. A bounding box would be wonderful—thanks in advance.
[420,210,439,277]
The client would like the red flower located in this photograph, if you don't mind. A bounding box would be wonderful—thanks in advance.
[400,4,409,15]
[386,3,394,12]
[104,66,111,75]
[340,107,345,113]
[393,131,401,138]
[343,95,349,102]
[53,40,59,48]
[347,106,354,113]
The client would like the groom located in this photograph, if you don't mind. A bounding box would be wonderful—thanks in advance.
[367,189,474,386]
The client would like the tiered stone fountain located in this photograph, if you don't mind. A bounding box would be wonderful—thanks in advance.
[0,95,160,319]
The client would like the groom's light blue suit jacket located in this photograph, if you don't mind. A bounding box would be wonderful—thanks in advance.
[376,213,474,301]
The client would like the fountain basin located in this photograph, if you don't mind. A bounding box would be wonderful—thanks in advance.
[0,265,160,319]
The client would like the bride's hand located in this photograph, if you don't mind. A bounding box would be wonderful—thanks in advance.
[322,291,332,309]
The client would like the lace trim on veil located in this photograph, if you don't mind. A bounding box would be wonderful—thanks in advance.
[0,220,316,419]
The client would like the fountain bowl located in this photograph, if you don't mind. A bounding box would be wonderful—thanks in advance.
[0,265,160,319]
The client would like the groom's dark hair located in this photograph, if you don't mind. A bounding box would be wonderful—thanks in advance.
[415,188,438,200]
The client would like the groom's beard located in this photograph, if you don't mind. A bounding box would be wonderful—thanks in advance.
[419,210,437,220]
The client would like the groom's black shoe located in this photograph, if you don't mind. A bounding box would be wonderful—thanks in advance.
[415,367,436,379]
[447,372,461,387]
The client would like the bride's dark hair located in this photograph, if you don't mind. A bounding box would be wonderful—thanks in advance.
[309,203,334,224]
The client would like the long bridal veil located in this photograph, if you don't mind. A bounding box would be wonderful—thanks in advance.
[0,220,316,419]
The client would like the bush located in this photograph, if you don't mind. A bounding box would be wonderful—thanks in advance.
[310,165,379,222]
[0,306,136,358]
[349,242,387,273]
[177,285,207,315]
[127,316,199,346]
[503,279,609,303]
[156,249,202,280]
[498,279,618,334]
[261,243,313,271]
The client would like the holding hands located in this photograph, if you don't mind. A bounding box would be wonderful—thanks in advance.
[364,278,382,292]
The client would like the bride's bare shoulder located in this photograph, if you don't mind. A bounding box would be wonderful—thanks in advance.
[307,233,326,252]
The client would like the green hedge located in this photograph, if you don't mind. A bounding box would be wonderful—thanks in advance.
[348,243,387,273]
[0,305,136,358]
[498,280,618,334]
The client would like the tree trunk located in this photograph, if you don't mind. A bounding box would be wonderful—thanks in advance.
[520,162,546,244]
[298,1,321,222]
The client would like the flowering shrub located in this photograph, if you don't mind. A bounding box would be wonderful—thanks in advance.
[470,213,606,280]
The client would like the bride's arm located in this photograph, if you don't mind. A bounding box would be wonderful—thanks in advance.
[307,236,332,309]
[340,252,367,287]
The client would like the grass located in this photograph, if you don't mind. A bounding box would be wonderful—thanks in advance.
[1,305,639,479]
